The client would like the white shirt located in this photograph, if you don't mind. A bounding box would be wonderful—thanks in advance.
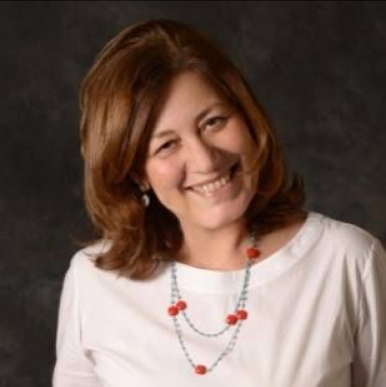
[52,211,386,386]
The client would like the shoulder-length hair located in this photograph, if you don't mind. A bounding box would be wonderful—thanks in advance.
[79,19,307,280]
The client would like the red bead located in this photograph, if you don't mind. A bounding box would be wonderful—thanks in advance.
[168,305,179,316]
[176,300,187,310]
[236,309,248,320]
[246,247,260,259]
[195,364,207,375]
[226,314,238,325]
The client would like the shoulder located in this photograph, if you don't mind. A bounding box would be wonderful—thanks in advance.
[313,211,382,270]
[61,239,128,307]
[68,238,114,280]
[321,212,376,245]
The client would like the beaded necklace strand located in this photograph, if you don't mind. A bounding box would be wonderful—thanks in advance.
[167,227,261,375]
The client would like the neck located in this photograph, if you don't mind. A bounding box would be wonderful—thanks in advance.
[177,219,254,271]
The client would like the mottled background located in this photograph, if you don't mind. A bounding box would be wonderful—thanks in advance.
[1,1,385,386]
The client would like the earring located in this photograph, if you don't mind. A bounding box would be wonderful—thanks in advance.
[141,192,150,207]
[135,179,150,207]
[139,184,150,207]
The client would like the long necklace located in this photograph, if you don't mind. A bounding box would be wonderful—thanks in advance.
[166,227,261,375]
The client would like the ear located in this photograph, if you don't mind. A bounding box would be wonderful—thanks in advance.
[131,173,150,192]
[139,181,151,192]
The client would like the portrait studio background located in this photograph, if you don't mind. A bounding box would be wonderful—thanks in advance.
[1,1,385,386]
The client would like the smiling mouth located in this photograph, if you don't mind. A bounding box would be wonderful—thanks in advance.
[188,163,239,196]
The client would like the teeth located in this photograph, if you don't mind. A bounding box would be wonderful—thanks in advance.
[192,172,231,195]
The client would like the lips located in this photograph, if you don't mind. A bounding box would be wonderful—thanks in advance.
[187,163,239,194]
[191,172,231,194]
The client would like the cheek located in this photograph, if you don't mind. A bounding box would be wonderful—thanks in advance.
[221,117,253,146]
[146,161,183,191]
[226,124,258,181]
[222,126,256,159]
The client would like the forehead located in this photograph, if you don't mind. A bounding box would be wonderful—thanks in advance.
[152,72,228,134]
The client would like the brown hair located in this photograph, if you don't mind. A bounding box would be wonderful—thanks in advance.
[78,18,307,280]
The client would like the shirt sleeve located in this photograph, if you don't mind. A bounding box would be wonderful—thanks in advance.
[352,237,386,387]
[52,256,101,387]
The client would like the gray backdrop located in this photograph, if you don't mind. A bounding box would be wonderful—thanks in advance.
[1,1,385,386]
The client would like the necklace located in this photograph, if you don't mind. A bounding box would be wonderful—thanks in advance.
[167,226,261,375]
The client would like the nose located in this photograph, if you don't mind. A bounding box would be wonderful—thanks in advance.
[185,137,222,174]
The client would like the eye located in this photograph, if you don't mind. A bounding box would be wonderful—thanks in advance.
[155,140,177,155]
[204,116,227,130]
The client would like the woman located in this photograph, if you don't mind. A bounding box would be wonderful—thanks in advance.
[53,19,386,386]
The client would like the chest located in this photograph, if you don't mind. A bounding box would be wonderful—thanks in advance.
[82,272,354,387]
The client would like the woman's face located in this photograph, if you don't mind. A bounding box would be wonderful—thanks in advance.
[144,71,258,232]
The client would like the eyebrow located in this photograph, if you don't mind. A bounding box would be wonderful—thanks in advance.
[151,101,229,139]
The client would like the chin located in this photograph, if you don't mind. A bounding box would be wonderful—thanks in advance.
[181,189,255,231]
[195,206,248,231]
